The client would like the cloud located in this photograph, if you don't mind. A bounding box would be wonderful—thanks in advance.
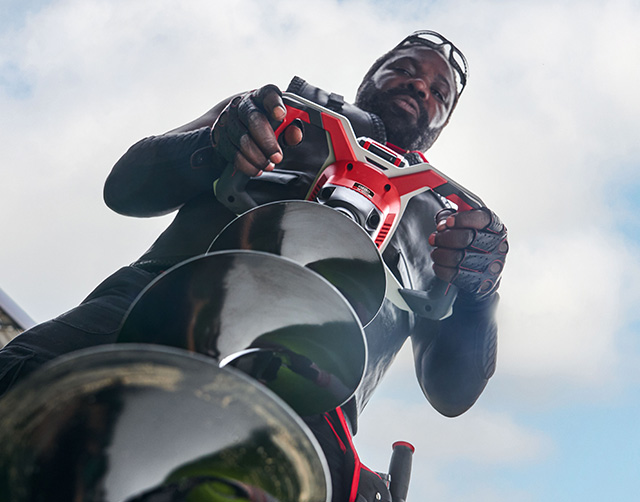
[353,380,553,500]
[498,230,640,382]
[356,397,553,464]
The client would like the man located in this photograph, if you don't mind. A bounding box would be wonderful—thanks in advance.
[0,31,508,502]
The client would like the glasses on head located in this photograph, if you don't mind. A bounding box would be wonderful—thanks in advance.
[395,30,469,96]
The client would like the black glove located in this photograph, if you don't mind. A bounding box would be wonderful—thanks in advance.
[210,84,283,172]
[444,207,508,298]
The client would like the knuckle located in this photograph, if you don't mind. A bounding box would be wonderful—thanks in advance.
[238,133,252,150]
[238,96,262,124]
[480,207,505,233]
[235,154,258,176]
[257,83,282,102]
[489,261,504,275]
[246,110,266,129]
[435,207,456,223]
[463,229,476,247]
[453,250,465,266]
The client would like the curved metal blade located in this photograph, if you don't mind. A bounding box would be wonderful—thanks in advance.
[0,345,330,502]
[209,200,386,327]
[117,250,367,416]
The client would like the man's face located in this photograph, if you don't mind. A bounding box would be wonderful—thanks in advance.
[356,46,457,151]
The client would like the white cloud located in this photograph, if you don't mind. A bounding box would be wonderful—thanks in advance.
[498,229,640,382]
[354,378,553,500]
[357,397,553,464]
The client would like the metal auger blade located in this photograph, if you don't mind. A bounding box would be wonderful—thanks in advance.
[0,345,330,502]
[117,250,367,417]
[209,200,386,327]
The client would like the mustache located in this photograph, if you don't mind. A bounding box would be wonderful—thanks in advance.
[380,88,429,117]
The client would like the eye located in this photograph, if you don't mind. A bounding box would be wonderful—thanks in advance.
[431,86,448,104]
[393,67,413,77]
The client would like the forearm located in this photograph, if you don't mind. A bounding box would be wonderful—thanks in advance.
[104,97,237,217]
[104,127,225,217]
[411,292,499,417]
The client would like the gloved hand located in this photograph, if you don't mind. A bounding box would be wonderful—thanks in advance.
[429,207,508,299]
[210,84,303,177]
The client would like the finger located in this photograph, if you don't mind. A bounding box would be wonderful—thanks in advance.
[435,208,456,231]
[238,98,283,164]
[432,263,457,283]
[430,248,463,268]
[283,120,304,146]
[246,111,283,163]
[445,209,491,230]
[257,85,286,121]
[238,133,275,172]
[213,110,273,175]
[233,150,266,177]
[429,228,475,249]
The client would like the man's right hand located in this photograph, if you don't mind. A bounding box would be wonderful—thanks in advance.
[210,84,303,177]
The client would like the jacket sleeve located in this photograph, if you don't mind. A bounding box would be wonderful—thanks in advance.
[104,127,226,217]
[104,94,238,217]
[410,291,499,417]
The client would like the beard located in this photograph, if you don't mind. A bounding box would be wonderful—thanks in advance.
[355,81,443,152]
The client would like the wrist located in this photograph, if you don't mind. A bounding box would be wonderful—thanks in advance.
[454,289,499,312]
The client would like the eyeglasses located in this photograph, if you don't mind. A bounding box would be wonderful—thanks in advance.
[395,30,469,96]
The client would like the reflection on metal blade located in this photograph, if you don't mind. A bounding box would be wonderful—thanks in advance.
[117,251,367,416]
[0,345,330,502]
[209,200,386,327]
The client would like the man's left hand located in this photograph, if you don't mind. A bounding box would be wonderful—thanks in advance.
[428,207,508,298]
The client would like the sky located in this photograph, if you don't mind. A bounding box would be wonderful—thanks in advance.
[1,0,640,500]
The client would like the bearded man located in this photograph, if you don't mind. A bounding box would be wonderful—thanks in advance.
[0,31,508,502]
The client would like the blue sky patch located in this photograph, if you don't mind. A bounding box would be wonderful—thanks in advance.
[0,62,34,100]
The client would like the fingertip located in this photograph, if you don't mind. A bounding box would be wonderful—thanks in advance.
[273,104,286,121]
[270,151,283,164]
[283,123,304,146]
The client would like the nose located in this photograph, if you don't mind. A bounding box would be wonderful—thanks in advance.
[407,78,428,100]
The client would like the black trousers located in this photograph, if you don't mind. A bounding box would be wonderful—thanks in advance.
[0,266,158,397]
